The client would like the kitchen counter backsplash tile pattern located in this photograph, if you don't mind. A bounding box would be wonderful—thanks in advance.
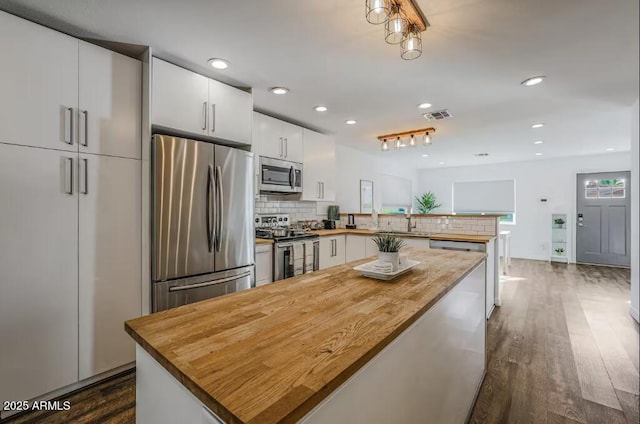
[254,196,498,236]
[255,196,321,223]
[352,215,498,236]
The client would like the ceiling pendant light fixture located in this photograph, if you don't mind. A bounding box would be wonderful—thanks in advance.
[385,4,408,45]
[401,23,422,60]
[377,127,436,152]
[365,0,390,24]
[364,0,429,60]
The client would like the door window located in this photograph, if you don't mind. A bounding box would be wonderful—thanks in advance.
[583,178,625,199]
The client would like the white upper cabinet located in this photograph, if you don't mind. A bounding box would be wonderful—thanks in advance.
[79,42,142,159]
[281,121,303,163]
[302,129,336,201]
[152,58,209,136]
[152,58,253,146]
[208,79,252,145]
[0,11,78,151]
[255,113,303,163]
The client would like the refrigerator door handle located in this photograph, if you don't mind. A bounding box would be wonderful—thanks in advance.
[215,165,223,252]
[168,271,252,292]
[206,165,214,252]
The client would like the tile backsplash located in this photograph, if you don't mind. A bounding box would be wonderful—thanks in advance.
[348,215,498,236]
[255,196,326,223]
[254,197,498,235]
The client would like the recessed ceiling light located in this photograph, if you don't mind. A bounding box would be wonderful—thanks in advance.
[606,147,615,151]
[313,105,328,112]
[422,154,429,157]
[417,103,432,109]
[521,76,546,86]
[208,58,229,69]
[270,87,289,95]
[535,152,543,156]
[533,140,544,144]
[345,119,357,125]
[531,123,545,128]
[475,153,489,157]
[439,161,445,165]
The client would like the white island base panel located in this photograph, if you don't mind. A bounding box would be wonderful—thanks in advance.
[135,262,486,424]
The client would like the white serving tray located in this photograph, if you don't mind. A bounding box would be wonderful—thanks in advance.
[353,259,420,281]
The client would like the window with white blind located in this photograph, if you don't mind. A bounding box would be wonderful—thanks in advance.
[452,179,516,224]
[380,174,412,213]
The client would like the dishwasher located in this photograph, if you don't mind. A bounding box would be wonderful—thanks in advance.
[429,238,495,318]
[428,239,486,252]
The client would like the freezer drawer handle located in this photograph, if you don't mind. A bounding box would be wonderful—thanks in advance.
[168,271,252,292]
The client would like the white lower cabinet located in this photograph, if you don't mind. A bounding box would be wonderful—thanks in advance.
[0,144,79,405]
[319,236,346,269]
[255,244,273,287]
[346,235,366,262]
[79,154,141,380]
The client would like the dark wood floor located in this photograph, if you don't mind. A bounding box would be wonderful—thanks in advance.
[470,260,639,424]
[5,260,638,424]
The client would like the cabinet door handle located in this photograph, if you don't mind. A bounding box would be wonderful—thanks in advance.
[211,104,216,133]
[64,157,73,194]
[284,138,288,158]
[202,101,208,131]
[321,182,325,199]
[80,158,88,194]
[64,107,74,145]
[279,137,283,157]
[80,110,88,147]
[317,182,321,199]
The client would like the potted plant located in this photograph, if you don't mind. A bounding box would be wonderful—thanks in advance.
[555,247,565,256]
[415,192,442,214]
[372,233,406,271]
[554,218,565,227]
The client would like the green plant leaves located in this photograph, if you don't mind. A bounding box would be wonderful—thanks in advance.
[415,191,441,214]
[372,233,406,252]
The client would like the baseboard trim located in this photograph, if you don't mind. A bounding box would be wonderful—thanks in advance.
[630,306,639,323]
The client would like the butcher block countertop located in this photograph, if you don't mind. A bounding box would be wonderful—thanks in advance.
[255,238,274,245]
[125,248,486,424]
[309,228,495,243]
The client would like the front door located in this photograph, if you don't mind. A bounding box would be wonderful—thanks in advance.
[576,171,631,266]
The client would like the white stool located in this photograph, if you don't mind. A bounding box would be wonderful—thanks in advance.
[499,231,511,275]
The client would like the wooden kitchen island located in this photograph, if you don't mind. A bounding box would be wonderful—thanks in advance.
[125,248,487,424]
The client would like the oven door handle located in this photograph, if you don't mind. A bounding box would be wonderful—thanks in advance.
[168,271,252,292]
[277,243,295,248]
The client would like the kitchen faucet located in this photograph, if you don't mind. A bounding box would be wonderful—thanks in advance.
[406,212,417,232]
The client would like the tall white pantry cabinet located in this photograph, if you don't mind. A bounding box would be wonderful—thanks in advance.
[0,10,142,407]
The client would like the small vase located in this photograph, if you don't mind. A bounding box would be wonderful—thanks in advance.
[378,251,400,271]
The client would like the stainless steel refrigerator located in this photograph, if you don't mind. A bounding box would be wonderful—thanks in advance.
[151,134,254,312]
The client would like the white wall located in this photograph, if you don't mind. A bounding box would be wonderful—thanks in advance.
[416,153,631,262]
[335,144,416,213]
[630,99,639,322]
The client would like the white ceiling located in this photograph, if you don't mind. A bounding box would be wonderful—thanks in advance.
[2,0,638,169]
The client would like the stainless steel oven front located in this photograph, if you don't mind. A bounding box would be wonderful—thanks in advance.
[259,156,302,194]
[274,239,319,281]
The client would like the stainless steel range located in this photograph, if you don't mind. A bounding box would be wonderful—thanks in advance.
[255,214,319,281]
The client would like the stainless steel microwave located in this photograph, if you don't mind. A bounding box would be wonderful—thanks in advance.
[259,157,302,194]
